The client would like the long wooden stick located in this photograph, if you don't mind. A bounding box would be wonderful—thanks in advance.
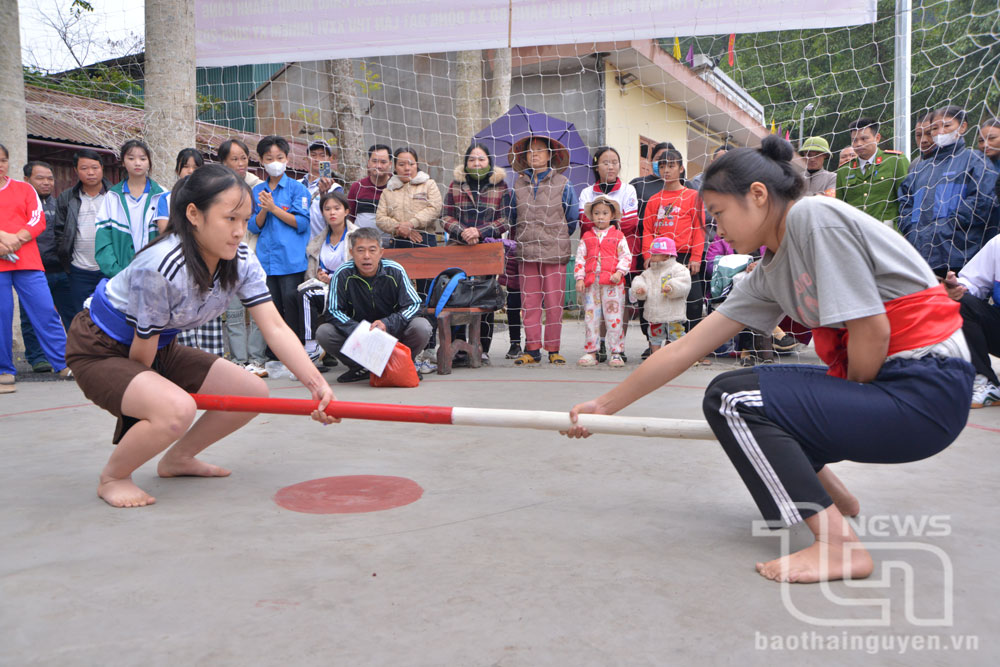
[190,394,716,440]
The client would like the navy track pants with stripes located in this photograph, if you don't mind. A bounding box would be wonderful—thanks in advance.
[702,356,974,527]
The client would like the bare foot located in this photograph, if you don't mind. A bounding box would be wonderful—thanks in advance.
[817,466,861,517]
[98,477,156,508]
[157,457,231,478]
[756,539,874,583]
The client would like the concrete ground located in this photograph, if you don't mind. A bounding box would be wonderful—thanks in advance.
[2,321,998,666]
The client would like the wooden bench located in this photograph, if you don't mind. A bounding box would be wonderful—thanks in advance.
[382,242,505,375]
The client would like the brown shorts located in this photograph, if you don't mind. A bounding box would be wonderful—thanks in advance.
[66,310,219,443]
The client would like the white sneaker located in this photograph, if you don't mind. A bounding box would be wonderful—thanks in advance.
[416,359,437,374]
[971,374,1000,408]
[245,362,268,378]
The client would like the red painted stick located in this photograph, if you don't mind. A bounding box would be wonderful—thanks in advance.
[190,394,453,425]
[190,393,717,440]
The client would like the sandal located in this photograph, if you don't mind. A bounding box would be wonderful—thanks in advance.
[577,354,598,367]
[548,353,567,365]
[608,354,625,368]
[514,352,540,366]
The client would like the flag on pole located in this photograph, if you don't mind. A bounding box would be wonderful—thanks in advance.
[673,37,682,60]
[770,118,776,134]
[785,129,791,141]
[686,45,694,66]
[728,33,736,67]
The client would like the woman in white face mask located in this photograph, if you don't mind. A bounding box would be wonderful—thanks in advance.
[898,106,1000,276]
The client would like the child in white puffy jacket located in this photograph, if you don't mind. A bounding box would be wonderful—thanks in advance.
[629,236,691,351]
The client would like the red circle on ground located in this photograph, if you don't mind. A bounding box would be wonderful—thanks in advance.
[274,475,424,514]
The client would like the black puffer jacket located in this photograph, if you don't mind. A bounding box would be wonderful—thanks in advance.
[53,179,113,271]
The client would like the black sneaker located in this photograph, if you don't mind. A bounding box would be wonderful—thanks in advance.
[596,340,607,363]
[336,368,369,383]
[323,356,339,367]
[641,346,653,360]
[772,334,799,353]
[505,342,522,359]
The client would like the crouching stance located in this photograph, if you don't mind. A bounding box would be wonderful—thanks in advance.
[565,137,974,583]
[66,164,337,508]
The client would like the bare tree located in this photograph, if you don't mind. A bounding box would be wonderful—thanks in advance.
[24,0,143,72]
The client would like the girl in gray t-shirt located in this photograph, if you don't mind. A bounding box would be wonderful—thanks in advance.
[65,165,338,510]
[563,137,975,586]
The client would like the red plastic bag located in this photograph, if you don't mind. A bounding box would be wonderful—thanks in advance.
[369,342,420,388]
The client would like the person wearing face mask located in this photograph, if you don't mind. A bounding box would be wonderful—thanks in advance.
[908,112,936,171]
[898,106,1000,276]
[250,135,312,345]
[835,118,909,227]
[442,143,513,364]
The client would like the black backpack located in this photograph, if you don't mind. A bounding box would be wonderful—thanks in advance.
[424,268,504,317]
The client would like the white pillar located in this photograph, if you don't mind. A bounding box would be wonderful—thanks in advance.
[893,0,912,156]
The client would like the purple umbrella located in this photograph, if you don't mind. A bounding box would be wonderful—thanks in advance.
[474,105,593,194]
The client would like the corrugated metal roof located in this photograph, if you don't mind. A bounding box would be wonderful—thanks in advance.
[25,85,311,171]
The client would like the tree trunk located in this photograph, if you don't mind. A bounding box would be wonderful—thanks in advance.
[328,59,366,184]
[1,0,28,358]
[1,1,28,175]
[454,50,482,155]
[144,0,196,190]
[488,48,512,123]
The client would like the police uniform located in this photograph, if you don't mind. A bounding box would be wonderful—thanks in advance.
[836,148,909,225]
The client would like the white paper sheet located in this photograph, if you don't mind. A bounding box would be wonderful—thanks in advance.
[340,320,399,376]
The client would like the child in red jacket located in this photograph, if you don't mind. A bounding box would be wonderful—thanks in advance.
[574,196,631,367]
[641,149,706,330]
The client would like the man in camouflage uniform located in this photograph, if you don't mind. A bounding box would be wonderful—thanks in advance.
[836,117,910,227]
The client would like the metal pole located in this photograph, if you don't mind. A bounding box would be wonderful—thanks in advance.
[798,103,814,150]
[894,0,912,156]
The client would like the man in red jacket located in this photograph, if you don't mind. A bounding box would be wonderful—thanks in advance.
[0,144,71,394]
[641,149,706,330]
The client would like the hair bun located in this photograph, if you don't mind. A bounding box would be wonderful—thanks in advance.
[759,135,794,163]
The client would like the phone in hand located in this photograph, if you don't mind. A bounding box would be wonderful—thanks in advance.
[319,161,332,179]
